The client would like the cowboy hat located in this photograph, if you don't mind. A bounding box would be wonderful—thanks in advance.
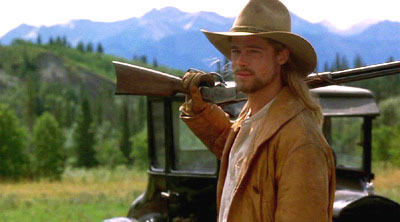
[201,0,317,75]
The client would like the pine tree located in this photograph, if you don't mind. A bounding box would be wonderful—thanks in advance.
[62,36,67,47]
[323,61,330,72]
[86,42,93,53]
[56,36,62,45]
[49,37,54,45]
[63,89,77,128]
[96,103,103,125]
[353,54,365,68]
[387,56,395,62]
[153,58,158,67]
[37,35,42,45]
[33,112,65,179]
[35,97,44,117]
[96,43,104,54]
[132,96,146,135]
[141,55,147,64]
[120,98,132,164]
[24,76,38,130]
[77,41,85,53]
[73,96,98,167]
[138,96,146,132]
[22,50,40,130]
[333,53,341,71]
[341,55,349,70]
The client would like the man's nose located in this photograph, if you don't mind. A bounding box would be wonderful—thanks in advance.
[237,53,250,67]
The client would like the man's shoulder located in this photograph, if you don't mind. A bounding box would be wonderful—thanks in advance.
[272,108,329,154]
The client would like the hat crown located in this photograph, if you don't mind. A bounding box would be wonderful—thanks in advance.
[231,0,291,33]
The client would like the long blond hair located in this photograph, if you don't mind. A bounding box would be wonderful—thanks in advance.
[281,58,323,125]
[267,38,323,125]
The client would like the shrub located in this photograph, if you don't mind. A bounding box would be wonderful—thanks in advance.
[95,121,127,168]
[95,138,127,168]
[0,103,29,179]
[377,97,400,127]
[32,112,66,179]
[130,129,148,169]
[373,125,395,162]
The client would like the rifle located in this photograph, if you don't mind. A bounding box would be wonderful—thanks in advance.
[113,60,400,104]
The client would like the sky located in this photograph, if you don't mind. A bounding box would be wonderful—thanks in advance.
[1,0,400,38]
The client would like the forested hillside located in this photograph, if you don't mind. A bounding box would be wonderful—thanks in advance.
[0,39,184,180]
[1,37,399,181]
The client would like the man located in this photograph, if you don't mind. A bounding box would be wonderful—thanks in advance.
[180,0,335,221]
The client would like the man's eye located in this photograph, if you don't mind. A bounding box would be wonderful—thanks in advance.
[249,50,261,53]
[231,49,240,54]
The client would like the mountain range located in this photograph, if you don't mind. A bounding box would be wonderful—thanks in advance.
[1,7,399,71]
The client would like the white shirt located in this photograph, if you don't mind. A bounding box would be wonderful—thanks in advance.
[218,98,276,222]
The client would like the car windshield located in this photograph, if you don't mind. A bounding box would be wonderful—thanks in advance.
[172,101,217,174]
[151,101,166,170]
[324,116,364,171]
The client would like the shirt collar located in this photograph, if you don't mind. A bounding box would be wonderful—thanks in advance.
[242,96,277,125]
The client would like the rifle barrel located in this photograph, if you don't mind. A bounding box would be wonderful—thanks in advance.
[306,61,400,88]
[113,60,400,104]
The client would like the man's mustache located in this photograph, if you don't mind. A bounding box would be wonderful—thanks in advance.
[233,67,255,75]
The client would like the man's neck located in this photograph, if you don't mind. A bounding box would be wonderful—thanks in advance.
[247,81,283,116]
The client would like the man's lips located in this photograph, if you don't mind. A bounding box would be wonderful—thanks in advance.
[233,68,254,80]
[236,72,251,76]
[235,72,253,79]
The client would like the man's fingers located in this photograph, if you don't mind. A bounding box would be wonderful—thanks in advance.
[182,72,196,89]
[182,71,215,90]
[190,86,203,103]
[200,75,216,87]
[191,73,204,88]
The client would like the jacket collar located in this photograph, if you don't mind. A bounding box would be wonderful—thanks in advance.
[253,87,305,150]
[225,86,306,201]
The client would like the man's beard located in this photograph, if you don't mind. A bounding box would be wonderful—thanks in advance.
[233,67,275,93]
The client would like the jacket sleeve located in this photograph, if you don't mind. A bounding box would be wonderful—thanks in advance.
[180,103,232,159]
[275,144,332,222]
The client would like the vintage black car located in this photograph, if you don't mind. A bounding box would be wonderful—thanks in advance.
[105,85,400,222]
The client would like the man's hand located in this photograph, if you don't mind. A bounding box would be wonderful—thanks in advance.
[179,71,215,116]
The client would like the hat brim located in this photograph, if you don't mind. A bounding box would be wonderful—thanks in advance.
[201,29,317,75]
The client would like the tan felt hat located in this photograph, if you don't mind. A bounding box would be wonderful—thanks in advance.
[201,0,317,75]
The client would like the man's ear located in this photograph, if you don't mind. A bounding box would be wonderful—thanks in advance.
[277,48,289,65]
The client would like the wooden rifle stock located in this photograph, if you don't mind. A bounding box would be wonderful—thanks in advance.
[113,61,187,96]
[113,60,400,104]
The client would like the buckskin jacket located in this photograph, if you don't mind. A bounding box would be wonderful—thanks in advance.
[181,87,336,222]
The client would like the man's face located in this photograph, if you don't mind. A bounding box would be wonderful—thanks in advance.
[230,36,287,94]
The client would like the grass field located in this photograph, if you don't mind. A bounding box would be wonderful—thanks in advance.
[373,162,400,202]
[0,166,147,222]
[1,163,399,222]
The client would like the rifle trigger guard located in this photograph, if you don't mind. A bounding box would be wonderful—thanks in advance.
[208,72,226,86]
